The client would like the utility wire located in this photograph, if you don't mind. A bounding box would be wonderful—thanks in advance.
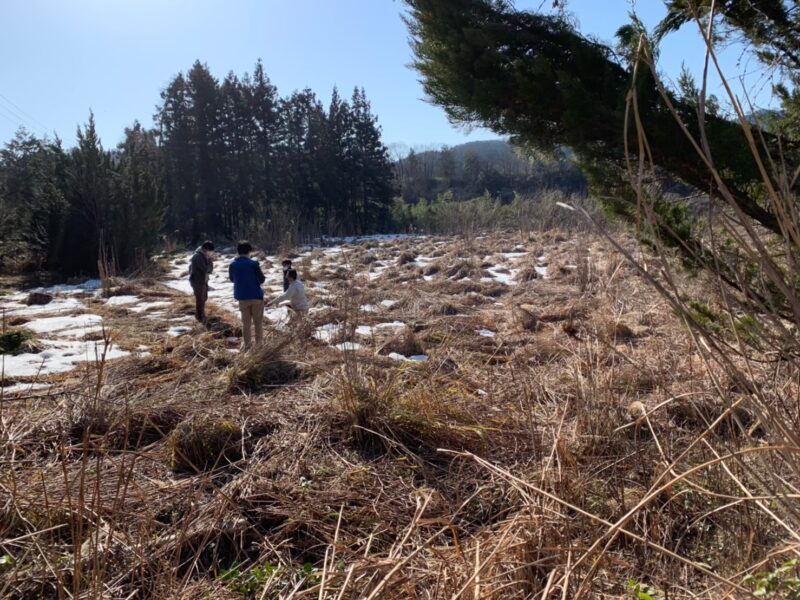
[0,101,48,138]
[0,93,52,133]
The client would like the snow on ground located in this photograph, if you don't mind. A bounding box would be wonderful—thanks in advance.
[313,323,341,343]
[106,295,139,306]
[0,280,132,386]
[355,322,405,338]
[388,353,428,362]
[23,314,103,335]
[154,233,550,358]
[2,297,85,317]
[167,326,193,337]
[487,267,517,285]
[0,382,51,395]
[333,342,363,351]
[2,339,130,378]
[130,301,172,314]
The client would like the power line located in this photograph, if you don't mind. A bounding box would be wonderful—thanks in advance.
[0,101,48,138]
[0,93,52,133]
[0,109,24,129]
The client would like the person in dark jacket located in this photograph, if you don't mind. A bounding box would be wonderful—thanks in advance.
[281,259,292,292]
[229,241,266,349]
[189,241,215,323]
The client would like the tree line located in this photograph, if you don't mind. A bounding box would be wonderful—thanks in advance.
[0,60,394,276]
[393,140,586,203]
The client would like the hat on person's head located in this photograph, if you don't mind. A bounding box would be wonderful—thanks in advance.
[201,241,215,251]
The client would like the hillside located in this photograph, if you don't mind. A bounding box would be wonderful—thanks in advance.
[395,139,586,202]
[0,230,781,598]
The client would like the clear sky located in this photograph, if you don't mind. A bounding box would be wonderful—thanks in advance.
[0,0,779,151]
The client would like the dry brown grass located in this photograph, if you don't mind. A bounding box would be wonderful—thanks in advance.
[0,230,791,599]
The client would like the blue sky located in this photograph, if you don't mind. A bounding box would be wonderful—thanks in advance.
[0,0,779,151]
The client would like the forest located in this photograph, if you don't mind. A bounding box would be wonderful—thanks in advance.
[0,61,395,275]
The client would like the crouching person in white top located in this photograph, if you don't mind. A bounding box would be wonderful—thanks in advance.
[266,269,309,322]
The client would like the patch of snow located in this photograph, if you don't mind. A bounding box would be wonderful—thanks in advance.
[487,268,515,285]
[1,382,52,395]
[387,352,428,362]
[368,267,387,281]
[477,329,496,337]
[36,279,103,296]
[163,280,194,295]
[361,304,379,312]
[355,325,374,337]
[535,266,548,278]
[423,275,435,282]
[313,323,341,343]
[106,295,139,306]
[502,252,528,259]
[24,314,103,335]
[58,325,104,338]
[1,339,129,378]
[264,306,290,326]
[333,342,363,351]
[167,326,192,337]
[2,297,85,317]
[355,321,405,337]
[375,321,405,331]
[380,300,397,308]
[129,301,171,313]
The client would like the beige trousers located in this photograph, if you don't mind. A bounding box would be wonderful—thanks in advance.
[239,299,264,349]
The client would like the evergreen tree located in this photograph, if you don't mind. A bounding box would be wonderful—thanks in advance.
[186,61,223,240]
[112,122,165,269]
[349,87,394,232]
[402,0,790,239]
[249,60,281,220]
[56,112,114,274]
[158,73,197,240]
[0,129,66,269]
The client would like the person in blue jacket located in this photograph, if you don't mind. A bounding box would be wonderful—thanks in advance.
[228,241,266,350]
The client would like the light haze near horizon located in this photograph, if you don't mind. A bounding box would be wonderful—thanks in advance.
[0,0,779,152]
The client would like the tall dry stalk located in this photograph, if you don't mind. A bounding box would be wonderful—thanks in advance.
[552,2,800,596]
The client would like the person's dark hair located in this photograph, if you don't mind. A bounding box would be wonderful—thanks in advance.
[287,269,298,281]
[201,241,215,251]
[282,259,292,267]
[237,241,252,255]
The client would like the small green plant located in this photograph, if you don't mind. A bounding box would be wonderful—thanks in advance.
[734,314,764,348]
[0,554,14,570]
[220,561,320,596]
[0,329,33,355]
[743,560,800,598]
[627,579,665,600]
[684,300,722,334]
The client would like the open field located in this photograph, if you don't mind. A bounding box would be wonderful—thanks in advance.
[0,230,791,599]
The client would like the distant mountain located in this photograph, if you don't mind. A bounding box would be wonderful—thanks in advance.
[394,139,586,202]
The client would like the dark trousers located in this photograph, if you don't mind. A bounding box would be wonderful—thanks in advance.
[191,281,208,322]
